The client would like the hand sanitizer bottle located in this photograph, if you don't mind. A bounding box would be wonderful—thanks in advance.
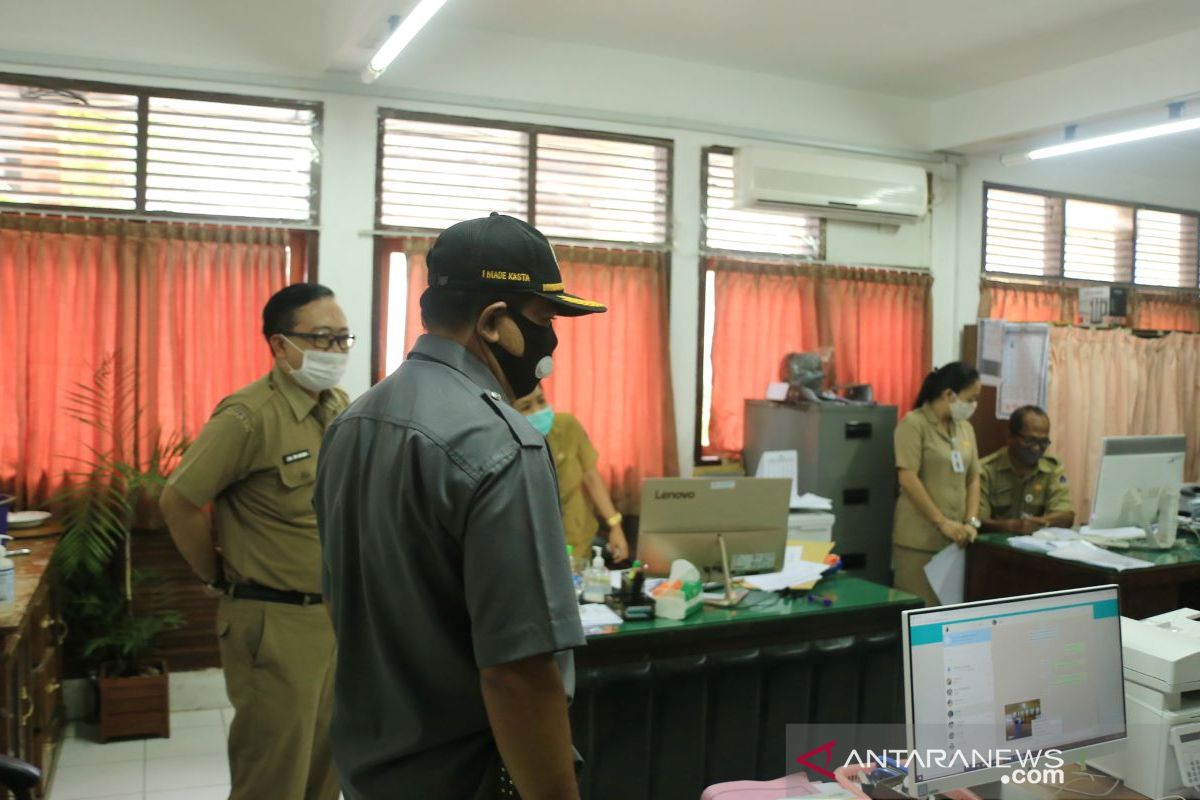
[582,546,610,604]
[0,535,14,608]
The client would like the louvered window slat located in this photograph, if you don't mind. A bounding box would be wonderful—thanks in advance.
[703,151,821,258]
[1135,209,1200,288]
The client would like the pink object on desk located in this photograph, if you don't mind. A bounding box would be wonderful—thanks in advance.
[702,772,819,799]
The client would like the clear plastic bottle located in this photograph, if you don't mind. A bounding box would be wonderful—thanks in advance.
[582,545,610,604]
[0,535,14,608]
[566,545,583,598]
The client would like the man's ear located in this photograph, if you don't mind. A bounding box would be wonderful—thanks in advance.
[475,301,509,345]
[268,333,286,359]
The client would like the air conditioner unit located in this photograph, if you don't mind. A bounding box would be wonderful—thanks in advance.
[733,147,929,224]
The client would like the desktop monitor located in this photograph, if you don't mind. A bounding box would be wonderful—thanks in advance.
[902,586,1127,798]
[636,477,790,580]
[1091,435,1186,542]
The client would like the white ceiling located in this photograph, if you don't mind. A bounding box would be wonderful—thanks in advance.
[2,0,1200,101]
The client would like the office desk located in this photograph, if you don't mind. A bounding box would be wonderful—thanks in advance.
[966,533,1200,619]
[571,575,922,800]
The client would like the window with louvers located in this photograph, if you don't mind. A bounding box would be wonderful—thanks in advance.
[1063,199,1134,283]
[378,114,670,246]
[703,149,822,258]
[1134,209,1199,288]
[0,76,320,222]
[983,188,1063,277]
[145,96,317,221]
[0,82,139,210]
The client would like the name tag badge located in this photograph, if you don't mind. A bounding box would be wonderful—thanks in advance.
[282,449,312,465]
[950,450,966,475]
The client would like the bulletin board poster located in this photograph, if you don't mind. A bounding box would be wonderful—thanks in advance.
[995,323,1050,420]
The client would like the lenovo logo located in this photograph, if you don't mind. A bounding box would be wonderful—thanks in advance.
[653,490,695,500]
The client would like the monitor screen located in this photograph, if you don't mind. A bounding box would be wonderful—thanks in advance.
[904,586,1126,787]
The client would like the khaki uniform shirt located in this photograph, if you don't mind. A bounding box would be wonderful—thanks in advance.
[979,449,1074,521]
[168,365,348,594]
[893,405,981,552]
[546,412,600,553]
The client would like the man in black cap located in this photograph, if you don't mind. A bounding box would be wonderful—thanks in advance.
[315,214,604,800]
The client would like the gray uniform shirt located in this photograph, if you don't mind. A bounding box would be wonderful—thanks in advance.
[315,334,585,800]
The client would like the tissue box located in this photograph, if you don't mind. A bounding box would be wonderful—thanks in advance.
[653,581,703,620]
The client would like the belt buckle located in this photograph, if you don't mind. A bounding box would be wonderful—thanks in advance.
[302,593,314,606]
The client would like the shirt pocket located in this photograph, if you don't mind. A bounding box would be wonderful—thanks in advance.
[278,459,316,489]
[990,486,1014,517]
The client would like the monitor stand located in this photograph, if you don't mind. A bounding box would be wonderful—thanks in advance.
[704,534,749,608]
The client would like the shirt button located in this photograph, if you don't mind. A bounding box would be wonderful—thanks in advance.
[489,391,502,401]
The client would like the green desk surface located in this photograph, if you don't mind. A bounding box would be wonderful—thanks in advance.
[977,532,1200,568]
[583,574,920,640]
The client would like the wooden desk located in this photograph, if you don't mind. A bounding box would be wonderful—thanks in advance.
[966,533,1200,619]
[572,575,922,800]
[0,536,64,800]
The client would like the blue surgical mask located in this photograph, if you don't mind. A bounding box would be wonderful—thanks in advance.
[525,407,554,436]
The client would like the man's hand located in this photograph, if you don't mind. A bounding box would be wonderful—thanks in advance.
[938,518,974,545]
[607,527,629,562]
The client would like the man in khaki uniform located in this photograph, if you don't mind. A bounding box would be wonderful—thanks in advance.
[980,405,1075,534]
[160,283,352,800]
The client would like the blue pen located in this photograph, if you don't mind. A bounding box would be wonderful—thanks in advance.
[807,592,834,607]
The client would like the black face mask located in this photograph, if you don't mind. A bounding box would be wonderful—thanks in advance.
[1012,444,1042,468]
[486,310,557,398]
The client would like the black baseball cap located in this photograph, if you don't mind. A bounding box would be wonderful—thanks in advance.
[425,214,606,316]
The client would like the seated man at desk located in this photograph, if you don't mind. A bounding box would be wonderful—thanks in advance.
[980,405,1075,534]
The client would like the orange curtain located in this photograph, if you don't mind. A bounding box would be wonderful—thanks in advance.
[819,266,932,411]
[1132,291,1200,333]
[545,248,677,510]
[1,218,125,504]
[1045,327,1200,518]
[137,225,289,457]
[0,216,290,506]
[379,239,677,511]
[372,237,431,382]
[708,259,820,454]
[979,278,1075,323]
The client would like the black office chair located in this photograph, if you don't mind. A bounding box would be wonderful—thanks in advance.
[0,755,41,800]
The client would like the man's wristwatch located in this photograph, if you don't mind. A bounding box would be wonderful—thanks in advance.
[605,512,624,529]
[968,517,982,530]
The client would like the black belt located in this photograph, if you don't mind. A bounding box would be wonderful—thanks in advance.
[227,583,323,606]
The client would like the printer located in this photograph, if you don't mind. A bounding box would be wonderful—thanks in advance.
[1091,609,1200,798]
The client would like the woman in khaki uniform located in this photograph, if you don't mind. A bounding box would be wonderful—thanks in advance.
[892,362,983,605]
[515,385,630,562]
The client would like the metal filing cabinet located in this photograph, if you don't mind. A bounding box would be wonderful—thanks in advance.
[743,400,897,585]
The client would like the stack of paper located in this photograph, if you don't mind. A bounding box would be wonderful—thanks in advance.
[1079,525,1146,541]
[754,450,833,510]
[1045,540,1154,571]
[741,557,828,592]
[578,603,624,628]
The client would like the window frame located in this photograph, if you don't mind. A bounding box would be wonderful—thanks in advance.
[0,70,323,225]
[374,108,674,247]
[982,181,1200,291]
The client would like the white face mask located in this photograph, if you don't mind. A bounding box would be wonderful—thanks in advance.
[950,397,978,422]
[282,337,348,392]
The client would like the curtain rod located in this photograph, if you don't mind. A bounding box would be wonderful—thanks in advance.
[361,228,671,253]
[2,208,318,231]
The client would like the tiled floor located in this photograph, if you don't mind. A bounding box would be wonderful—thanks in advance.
[50,708,234,800]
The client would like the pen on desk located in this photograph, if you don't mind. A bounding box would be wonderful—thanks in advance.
[6,549,31,557]
[807,592,835,607]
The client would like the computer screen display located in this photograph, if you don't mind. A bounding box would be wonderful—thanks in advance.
[904,586,1126,787]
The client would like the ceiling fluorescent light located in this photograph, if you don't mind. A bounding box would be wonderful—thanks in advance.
[361,0,450,83]
[1002,110,1200,165]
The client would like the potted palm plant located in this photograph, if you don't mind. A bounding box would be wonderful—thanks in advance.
[52,354,187,741]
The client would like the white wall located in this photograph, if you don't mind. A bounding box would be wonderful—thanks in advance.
[0,49,945,473]
[952,140,1200,343]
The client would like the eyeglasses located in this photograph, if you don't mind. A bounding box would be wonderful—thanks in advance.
[1018,435,1052,450]
[282,331,357,351]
